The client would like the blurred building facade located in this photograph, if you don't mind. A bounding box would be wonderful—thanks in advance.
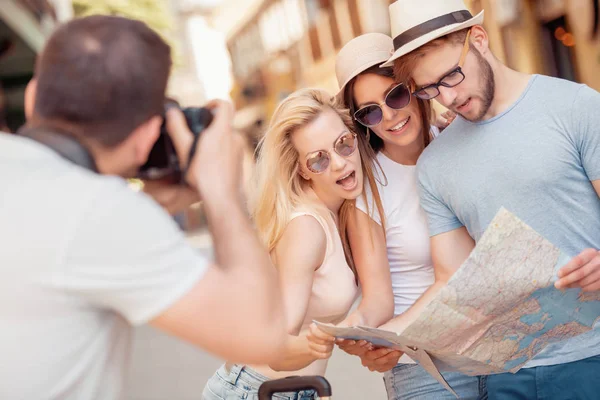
[224,0,600,137]
[167,0,234,107]
[0,0,69,132]
[0,0,233,133]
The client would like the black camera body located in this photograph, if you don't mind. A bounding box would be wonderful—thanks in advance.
[138,104,213,181]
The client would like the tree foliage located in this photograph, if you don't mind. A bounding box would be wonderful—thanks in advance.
[72,0,179,63]
[73,0,173,32]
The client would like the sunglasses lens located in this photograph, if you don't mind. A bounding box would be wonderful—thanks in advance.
[335,133,357,157]
[355,105,382,126]
[306,151,330,173]
[386,84,411,109]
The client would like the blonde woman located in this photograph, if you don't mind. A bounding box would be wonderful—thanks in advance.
[202,88,384,400]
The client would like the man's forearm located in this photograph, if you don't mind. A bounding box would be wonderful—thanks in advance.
[378,280,446,333]
[203,195,270,271]
[202,193,283,326]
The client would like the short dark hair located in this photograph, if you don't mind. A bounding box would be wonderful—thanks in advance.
[32,15,171,146]
[342,64,431,153]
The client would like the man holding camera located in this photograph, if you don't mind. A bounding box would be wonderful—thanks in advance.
[0,15,285,400]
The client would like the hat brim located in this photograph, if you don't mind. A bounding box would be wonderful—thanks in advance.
[381,10,484,68]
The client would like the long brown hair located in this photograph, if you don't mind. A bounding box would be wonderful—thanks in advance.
[339,64,433,271]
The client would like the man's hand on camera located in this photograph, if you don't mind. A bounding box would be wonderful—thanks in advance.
[166,100,244,202]
[142,179,200,215]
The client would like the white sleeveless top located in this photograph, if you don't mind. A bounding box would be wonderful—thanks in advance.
[355,128,440,364]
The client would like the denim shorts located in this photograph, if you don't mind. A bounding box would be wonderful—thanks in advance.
[383,363,485,400]
[202,364,317,400]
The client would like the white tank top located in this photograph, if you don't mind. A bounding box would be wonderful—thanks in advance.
[356,151,436,364]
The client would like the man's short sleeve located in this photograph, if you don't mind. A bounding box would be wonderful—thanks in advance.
[416,164,463,236]
[572,85,600,181]
[61,178,209,325]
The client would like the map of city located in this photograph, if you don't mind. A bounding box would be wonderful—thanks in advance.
[315,208,600,397]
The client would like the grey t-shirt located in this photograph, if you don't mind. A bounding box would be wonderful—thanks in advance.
[417,75,600,368]
[0,134,208,399]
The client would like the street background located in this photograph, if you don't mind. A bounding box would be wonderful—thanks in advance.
[1,1,599,399]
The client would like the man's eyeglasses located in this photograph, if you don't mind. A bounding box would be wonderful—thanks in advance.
[353,83,412,127]
[413,30,471,100]
[305,132,358,174]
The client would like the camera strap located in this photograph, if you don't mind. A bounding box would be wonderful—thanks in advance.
[18,126,99,173]
[180,130,201,185]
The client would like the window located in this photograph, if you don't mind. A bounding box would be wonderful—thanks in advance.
[541,16,578,81]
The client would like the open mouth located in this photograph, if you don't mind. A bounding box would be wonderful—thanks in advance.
[336,170,357,190]
[388,116,410,134]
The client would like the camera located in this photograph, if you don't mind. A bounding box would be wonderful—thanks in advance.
[138,101,213,181]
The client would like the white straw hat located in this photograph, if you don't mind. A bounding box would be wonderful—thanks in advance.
[335,33,394,97]
[381,0,484,67]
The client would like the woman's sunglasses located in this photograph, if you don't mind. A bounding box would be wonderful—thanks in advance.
[353,83,412,127]
[305,132,358,174]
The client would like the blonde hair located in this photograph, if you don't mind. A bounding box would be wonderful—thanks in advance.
[251,88,385,276]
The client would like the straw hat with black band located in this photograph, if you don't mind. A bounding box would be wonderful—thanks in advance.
[382,0,484,68]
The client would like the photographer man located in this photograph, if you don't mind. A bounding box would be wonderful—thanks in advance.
[0,15,285,400]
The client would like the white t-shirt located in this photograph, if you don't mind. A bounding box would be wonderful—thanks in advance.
[0,133,208,399]
[356,151,436,363]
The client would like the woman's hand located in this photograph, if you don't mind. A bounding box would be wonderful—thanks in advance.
[337,339,372,357]
[435,110,457,131]
[306,310,365,359]
[357,347,403,372]
[337,339,403,372]
[306,323,335,360]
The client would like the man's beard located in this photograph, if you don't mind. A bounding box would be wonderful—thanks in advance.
[458,50,495,122]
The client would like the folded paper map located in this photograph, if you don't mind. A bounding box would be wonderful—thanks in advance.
[316,208,600,398]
